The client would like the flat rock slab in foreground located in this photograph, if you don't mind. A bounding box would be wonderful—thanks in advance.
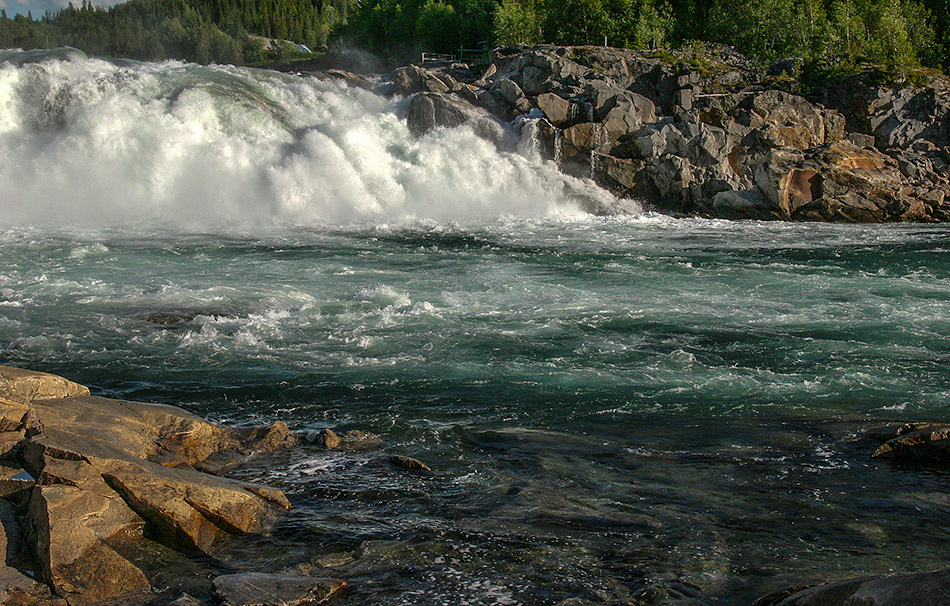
[0,366,296,606]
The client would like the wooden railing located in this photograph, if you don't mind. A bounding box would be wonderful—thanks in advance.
[420,49,486,65]
[420,52,456,64]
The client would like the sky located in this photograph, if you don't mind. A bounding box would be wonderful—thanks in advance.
[1,0,123,17]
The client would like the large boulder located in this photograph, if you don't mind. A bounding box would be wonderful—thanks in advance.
[735,90,840,150]
[752,141,944,222]
[0,366,295,606]
[405,92,504,142]
[387,65,455,97]
[755,569,950,606]
[29,484,149,605]
[869,86,949,150]
[870,422,950,467]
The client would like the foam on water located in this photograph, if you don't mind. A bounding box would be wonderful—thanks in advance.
[0,48,626,229]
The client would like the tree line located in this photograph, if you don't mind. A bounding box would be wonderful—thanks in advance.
[0,0,357,65]
[0,0,945,72]
[345,0,947,72]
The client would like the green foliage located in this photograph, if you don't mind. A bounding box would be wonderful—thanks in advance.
[0,0,357,65]
[494,0,540,45]
[342,0,495,59]
[633,0,674,49]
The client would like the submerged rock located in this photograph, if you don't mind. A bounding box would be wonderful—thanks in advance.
[0,365,295,606]
[306,428,381,451]
[211,572,346,606]
[388,455,432,472]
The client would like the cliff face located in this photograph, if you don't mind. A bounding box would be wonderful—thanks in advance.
[390,45,950,222]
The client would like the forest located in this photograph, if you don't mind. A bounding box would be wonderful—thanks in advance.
[0,0,946,72]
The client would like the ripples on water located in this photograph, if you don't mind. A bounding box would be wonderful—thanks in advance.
[3,50,950,605]
[4,218,950,605]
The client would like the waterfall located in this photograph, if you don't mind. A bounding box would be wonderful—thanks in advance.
[0,49,623,229]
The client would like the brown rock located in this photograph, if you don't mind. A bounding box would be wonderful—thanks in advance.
[536,93,572,126]
[0,366,89,406]
[389,455,431,471]
[561,122,609,159]
[29,484,149,605]
[0,464,34,502]
[314,428,341,450]
[103,462,279,552]
[0,366,295,605]
[0,433,22,459]
[388,65,450,97]
[737,90,830,149]
[871,422,950,466]
[405,92,495,138]
[321,69,374,91]
[0,498,46,604]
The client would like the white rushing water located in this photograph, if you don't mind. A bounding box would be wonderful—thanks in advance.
[0,48,626,229]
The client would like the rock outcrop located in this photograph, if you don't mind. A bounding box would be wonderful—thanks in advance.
[870,422,950,467]
[754,569,950,606]
[211,572,347,606]
[0,366,295,606]
[386,45,950,222]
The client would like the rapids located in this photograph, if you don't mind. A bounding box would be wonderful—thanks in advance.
[0,47,621,229]
[2,49,950,606]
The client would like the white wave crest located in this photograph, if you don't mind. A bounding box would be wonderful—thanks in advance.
[0,50,629,229]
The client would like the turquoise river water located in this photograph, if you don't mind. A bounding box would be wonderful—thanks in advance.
[1,48,950,605]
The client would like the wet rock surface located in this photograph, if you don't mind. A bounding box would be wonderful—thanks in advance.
[386,45,950,222]
[870,422,950,467]
[754,569,950,606]
[0,366,296,606]
[211,572,347,606]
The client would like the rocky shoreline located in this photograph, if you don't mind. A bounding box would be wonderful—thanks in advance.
[366,44,950,222]
[0,365,343,606]
[2,364,950,605]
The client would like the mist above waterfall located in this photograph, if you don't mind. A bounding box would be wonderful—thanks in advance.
[0,48,627,230]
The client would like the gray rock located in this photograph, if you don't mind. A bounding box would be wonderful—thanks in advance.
[519,65,555,95]
[674,88,693,111]
[495,77,525,106]
[211,572,347,606]
[405,92,500,140]
[388,65,450,97]
[755,569,950,606]
[602,91,656,139]
[712,189,775,219]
